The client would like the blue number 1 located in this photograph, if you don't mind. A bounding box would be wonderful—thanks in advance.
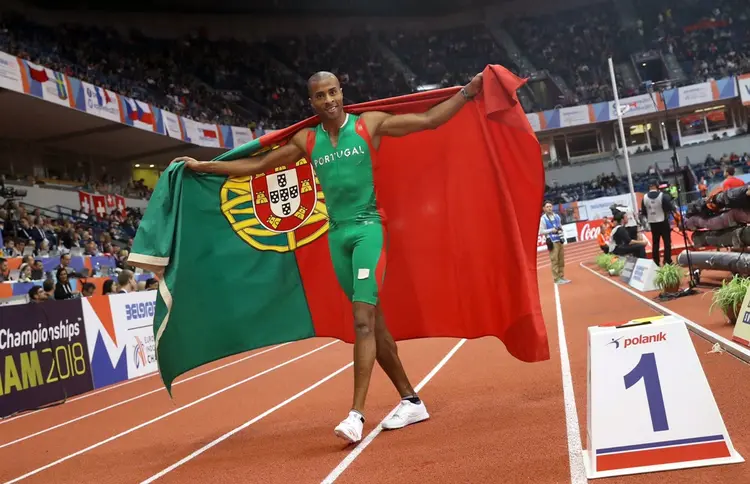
[623,352,669,432]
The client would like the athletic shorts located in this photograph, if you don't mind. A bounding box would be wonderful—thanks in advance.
[328,220,386,306]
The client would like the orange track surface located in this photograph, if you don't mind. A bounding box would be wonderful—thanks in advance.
[2,240,748,483]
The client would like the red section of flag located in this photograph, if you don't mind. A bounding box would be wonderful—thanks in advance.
[28,65,48,83]
[106,195,116,208]
[290,65,549,363]
[202,129,217,139]
[78,191,93,214]
[92,195,107,219]
[103,90,112,104]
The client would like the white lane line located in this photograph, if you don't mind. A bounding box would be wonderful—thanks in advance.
[2,341,338,484]
[579,261,750,362]
[320,338,467,483]
[0,372,157,426]
[553,282,587,484]
[0,343,292,449]
[140,362,355,483]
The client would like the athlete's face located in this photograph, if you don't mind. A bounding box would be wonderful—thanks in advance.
[309,77,344,121]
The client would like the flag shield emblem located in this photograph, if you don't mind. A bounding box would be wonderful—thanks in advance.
[220,158,329,253]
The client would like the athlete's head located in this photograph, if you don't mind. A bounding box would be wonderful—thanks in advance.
[308,71,344,121]
[542,200,554,214]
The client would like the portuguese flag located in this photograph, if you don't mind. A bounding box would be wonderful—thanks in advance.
[129,65,549,393]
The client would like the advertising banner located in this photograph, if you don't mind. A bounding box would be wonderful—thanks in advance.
[0,299,93,418]
[109,291,158,379]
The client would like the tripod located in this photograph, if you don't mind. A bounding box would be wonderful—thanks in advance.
[644,80,699,295]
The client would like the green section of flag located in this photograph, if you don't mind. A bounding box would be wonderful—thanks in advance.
[131,163,315,393]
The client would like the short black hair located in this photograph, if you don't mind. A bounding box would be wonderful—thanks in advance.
[28,286,42,299]
[726,166,735,176]
[543,200,553,207]
[82,282,95,293]
[43,279,54,291]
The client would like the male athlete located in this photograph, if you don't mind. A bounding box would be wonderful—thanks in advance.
[172,71,483,444]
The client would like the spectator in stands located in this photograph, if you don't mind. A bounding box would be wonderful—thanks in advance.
[17,263,32,282]
[42,279,55,300]
[16,218,32,241]
[56,254,81,278]
[102,279,116,295]
[116,270,137,294]
[609,211,647,258]
[30,260,44,280]
[84,241,100,256]
[30,218,48,245]
[723,166,745,191]
[28,286,47,303]
[3,239,16,257]
[54,268,78,300]
[81,282,96,297]
[0,258,9,282]
[145,278,158,290]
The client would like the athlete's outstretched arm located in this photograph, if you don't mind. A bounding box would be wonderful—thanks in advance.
[370,73,483,138]
[172,130,308,177]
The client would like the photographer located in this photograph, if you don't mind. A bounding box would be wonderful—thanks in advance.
[539,200,570,285]
[609,210,647,258]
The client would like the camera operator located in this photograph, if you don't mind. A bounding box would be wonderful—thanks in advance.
[539,200,570,285]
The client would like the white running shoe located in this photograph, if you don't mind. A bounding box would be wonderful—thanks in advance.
[334,410,364,444]
[382,399,430,430]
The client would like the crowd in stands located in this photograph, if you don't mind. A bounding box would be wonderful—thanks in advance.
[0,199,145,296]
[633,0,750,82]
[2,0,748,129]
[544,151,750,205]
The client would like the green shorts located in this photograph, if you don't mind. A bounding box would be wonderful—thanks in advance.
[328,221,386,306]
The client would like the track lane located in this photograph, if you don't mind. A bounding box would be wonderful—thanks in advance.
[0,344,290,445]
[561,264,749,483]
[321,275,574,484]
[134,339,463,484]
[0,339,336,483]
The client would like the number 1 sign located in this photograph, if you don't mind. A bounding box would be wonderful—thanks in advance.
[583,315,743,479]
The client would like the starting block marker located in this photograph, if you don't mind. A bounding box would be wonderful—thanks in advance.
[583,315,743,479]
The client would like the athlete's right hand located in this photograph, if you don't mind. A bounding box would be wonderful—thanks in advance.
[170,156,203,171]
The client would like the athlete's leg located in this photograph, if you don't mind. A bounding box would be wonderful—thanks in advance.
[350,222,428,431]
[374,307,416,398]
[329,226,367,444]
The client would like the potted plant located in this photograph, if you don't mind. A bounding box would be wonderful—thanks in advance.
[608,257,625,276]
[709,275,750,324]
[654,263,685,294]
[596,253,611,270]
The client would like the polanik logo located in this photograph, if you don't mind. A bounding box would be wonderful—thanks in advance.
[608,332,667,349]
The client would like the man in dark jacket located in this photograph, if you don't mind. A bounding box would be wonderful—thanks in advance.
[640,180,677,266]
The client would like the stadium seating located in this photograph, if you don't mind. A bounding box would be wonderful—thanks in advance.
[2,0,747,130]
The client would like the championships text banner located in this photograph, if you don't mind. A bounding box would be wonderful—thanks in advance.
[0,50,745,145]
[0,291,158,418]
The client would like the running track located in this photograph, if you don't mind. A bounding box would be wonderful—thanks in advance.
[2,240,748,483]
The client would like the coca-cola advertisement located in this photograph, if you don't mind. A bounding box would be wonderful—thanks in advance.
[576,219,605,242]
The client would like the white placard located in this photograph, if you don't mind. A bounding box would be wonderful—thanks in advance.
[584,315,742,478]
[628,258,659,292]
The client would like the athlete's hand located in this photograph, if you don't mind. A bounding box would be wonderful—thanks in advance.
[465,72,483,98]
[170,156,203,171]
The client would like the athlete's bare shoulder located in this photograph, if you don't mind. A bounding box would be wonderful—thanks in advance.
[289,128,313,151]
[359,112,389,137]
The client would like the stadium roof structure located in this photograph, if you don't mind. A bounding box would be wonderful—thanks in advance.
[0,87,222,169]
[26,0,495,16]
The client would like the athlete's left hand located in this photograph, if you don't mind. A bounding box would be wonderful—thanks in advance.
[465,73,483,98]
